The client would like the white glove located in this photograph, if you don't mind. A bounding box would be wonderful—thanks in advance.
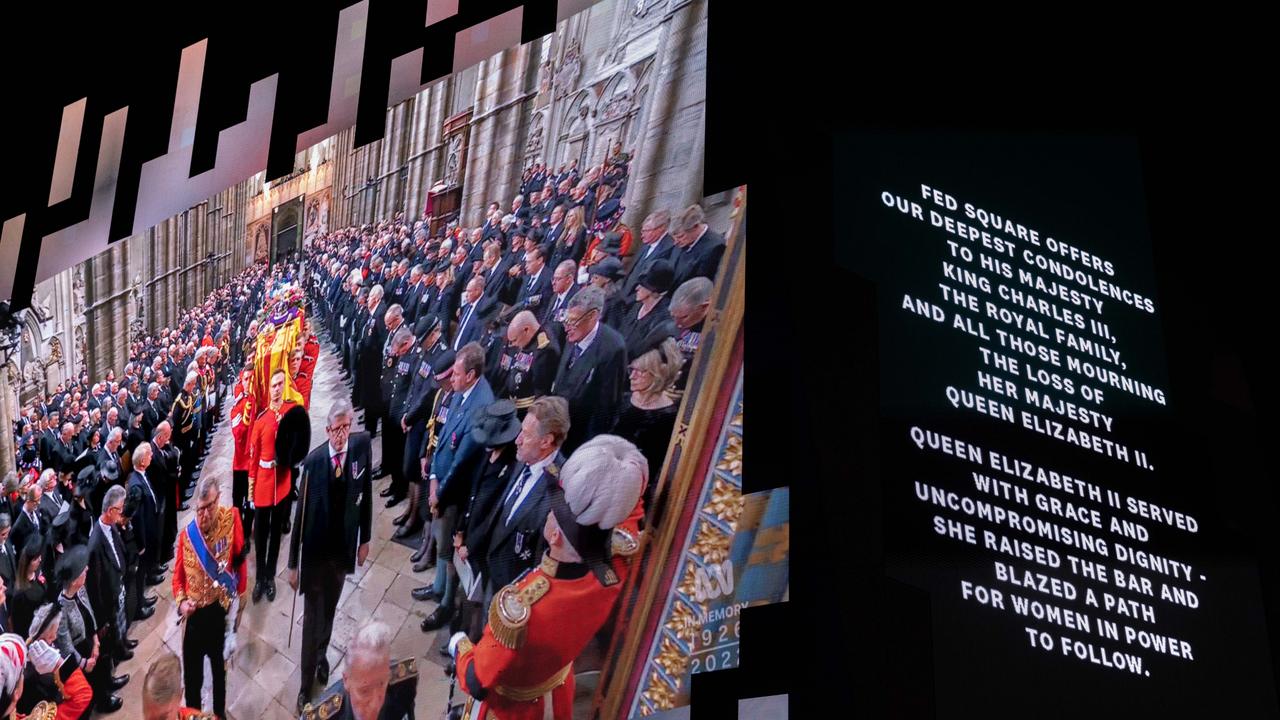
[29,640,61,674]
[448,631,469,660]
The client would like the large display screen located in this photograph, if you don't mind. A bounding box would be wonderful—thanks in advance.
[837,131,1278,717]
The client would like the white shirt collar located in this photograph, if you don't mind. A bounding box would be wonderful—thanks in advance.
[329,441,349,459]
[577,321,601,354]
[460,379,477,405]
[685,224,708,251]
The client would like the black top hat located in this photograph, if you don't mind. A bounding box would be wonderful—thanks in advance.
[414,314,442,339]
[639,260,675,295]
[55,545,90,586]
[589,256,625,282]
[471,399,521,448]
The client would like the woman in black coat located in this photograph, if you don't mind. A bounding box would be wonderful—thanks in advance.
[611,337,683,525]
[10,536,49,637]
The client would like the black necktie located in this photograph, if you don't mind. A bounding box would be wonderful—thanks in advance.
[504,466,533,524]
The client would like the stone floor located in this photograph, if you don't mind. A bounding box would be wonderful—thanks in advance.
[104,324,455,719]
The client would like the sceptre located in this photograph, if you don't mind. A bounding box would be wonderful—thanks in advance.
[288,465,309,648]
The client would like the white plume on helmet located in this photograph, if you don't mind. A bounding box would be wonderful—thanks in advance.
[559,434,647,530]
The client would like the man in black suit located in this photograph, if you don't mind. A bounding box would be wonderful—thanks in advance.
[550,286,628,453]
[10,485,44,558]
[466,396,569,613]
[401,264,429,322]
[506,244,554,320]
[450,277,486,352]
[288,400,373,714]
[0,514,16,588]
[670,203,727,287]
[621,209,676,302]
[88,485,134,663]
[125,443,164,591]
[541,260,580,347]
[355,285,389,437]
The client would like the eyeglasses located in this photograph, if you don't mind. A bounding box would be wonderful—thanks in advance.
[565,308,598,328]
[629,366,652,376]
[196,500,218,513]
[328,423,352,433]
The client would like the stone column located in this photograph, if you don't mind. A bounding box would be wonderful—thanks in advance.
[0,363,14,477]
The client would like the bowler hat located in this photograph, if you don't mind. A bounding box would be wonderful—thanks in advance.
[471,400,521,448]
[589,256,625,282]
[639,260,675,295]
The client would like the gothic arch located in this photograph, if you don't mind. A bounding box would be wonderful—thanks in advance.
[559,90,596,168]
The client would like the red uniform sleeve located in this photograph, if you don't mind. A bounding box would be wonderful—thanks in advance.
[55,667,93,719]
[457,632,519,702]
[173,531,188,601]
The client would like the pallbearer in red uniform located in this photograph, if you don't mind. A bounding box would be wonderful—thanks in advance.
[172,476,247,720]
[141,650,217,720]
[248,369,299,603]
[230,367,258,538]
[449,435,647,720]
[290,348,313,410]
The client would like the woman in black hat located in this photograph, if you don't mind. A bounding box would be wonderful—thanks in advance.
[618,259,678,359]
[9,537,48,640]
[447,399,522,642]
[53,545,124,713]
[612,336,683,524]
[588,254,628,328]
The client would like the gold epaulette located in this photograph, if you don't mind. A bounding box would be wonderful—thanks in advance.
[513,396,535,410]
[536,332,549,349]
[488,574,551,650]
[26,701,57,720]
[302,689,343,720]
[612,527,640,557]
[389,657,417,685]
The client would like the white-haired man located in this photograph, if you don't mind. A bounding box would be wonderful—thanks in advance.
[303,620,418,719]
[450,434,646,719]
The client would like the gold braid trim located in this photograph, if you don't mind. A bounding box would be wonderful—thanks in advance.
[495,663,572,702]
[27,700,58,720]
[487,573,551,651]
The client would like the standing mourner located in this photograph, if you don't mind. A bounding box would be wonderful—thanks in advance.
[173,476,247,720]
[450,435,647,720]
[288,400,373,714]
[248,370,300,603]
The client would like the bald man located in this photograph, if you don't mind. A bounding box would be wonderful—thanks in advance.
[488,311,561,419]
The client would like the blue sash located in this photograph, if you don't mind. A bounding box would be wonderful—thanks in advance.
[187,518,237,598]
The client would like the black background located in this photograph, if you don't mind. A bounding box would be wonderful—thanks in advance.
[6,3,1280,718]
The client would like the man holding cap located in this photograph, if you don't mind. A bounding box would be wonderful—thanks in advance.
[449,435,647,720]
[490,312,560,419]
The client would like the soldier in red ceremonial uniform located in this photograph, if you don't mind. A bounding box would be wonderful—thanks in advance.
[230,368,258,539]
[449,435,647,720]
[173,476,247,720]
[302,333,321,377]
[248,369,299,603]
[290,348,313,410]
